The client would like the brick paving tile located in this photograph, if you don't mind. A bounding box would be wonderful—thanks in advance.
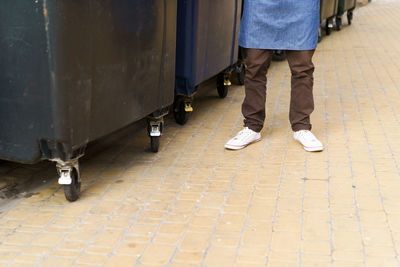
[1,1,400,266]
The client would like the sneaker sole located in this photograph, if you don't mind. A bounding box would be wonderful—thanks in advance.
[293,137,324,152]
[303,145,324,152]
[224,137,262,150]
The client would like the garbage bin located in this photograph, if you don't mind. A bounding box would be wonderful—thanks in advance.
[320,0,339,36]
[336,0,357,30]
[173,0,244,125]
[0,0,177,201]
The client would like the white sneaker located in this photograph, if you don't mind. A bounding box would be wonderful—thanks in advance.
[293,130,324,152]
[225,127,262,150]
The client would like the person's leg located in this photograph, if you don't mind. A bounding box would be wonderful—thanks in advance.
[285,50,315,131]
[242,49,274,132]
[286,50,323,152]
[225,49,273,150]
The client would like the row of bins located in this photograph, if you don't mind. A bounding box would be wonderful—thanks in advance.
[320,0,357,39]
[0,0,242,201]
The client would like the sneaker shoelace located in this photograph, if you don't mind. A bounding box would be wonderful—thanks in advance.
[234,128,253,140]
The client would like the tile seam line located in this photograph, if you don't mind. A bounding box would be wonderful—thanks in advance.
[133,89,225,267]
[168,85,244,267]
[350,10,400,263]
[262,62,294,266]
[229,64,279,267]
[334,20,367,267]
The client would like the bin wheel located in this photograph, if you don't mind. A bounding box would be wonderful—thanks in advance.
[173,100,189,125]
[347,11,353,25]
[64,168,81,202]
[336,17,342,31]
[325,19,333,36]
[150,136,160,153]
[217,73,229,98]
[325,25,331,36]
[272,50,286,61]
[237,64,246,86]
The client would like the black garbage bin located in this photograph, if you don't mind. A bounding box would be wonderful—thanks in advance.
[336,0,357,30]
[173,0,243,125]
[0,0,177,201]
[320,0,339,37]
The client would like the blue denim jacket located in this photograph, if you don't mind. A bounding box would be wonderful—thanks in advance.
[239,0,320,50]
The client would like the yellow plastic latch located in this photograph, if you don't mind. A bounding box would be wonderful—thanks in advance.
[184,103,193,112]
[224,80,232,86]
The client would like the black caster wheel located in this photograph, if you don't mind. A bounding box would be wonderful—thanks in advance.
[336,17,342,31]
[325,19,333,35]
[217,73,229,99]
[318,27,322,43]
[173,99,189,125]
[150,136,160,153]
[347,11,353,25]
[325,25,331,36]
[236,64,245,86]
[64,168,81,202]
[272,50,286,61]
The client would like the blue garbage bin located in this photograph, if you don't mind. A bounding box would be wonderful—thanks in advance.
[0,0,177,201]
[173,0,243,125]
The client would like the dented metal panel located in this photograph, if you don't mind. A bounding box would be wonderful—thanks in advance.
[0,0,176,163]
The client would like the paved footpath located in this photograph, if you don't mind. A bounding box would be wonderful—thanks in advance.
[1,1,400,266]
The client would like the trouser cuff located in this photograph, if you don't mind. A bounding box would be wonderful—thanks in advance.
[245,123,263,133]
[292,123,312,132]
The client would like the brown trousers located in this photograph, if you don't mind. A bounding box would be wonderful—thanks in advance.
[242,49,315,132]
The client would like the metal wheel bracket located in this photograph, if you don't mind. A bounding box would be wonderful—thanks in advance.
[149,120,163,137]
[59,168,72,185]
[56,159,80,185]
[235,64,242,73]
[327,19,334,29]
